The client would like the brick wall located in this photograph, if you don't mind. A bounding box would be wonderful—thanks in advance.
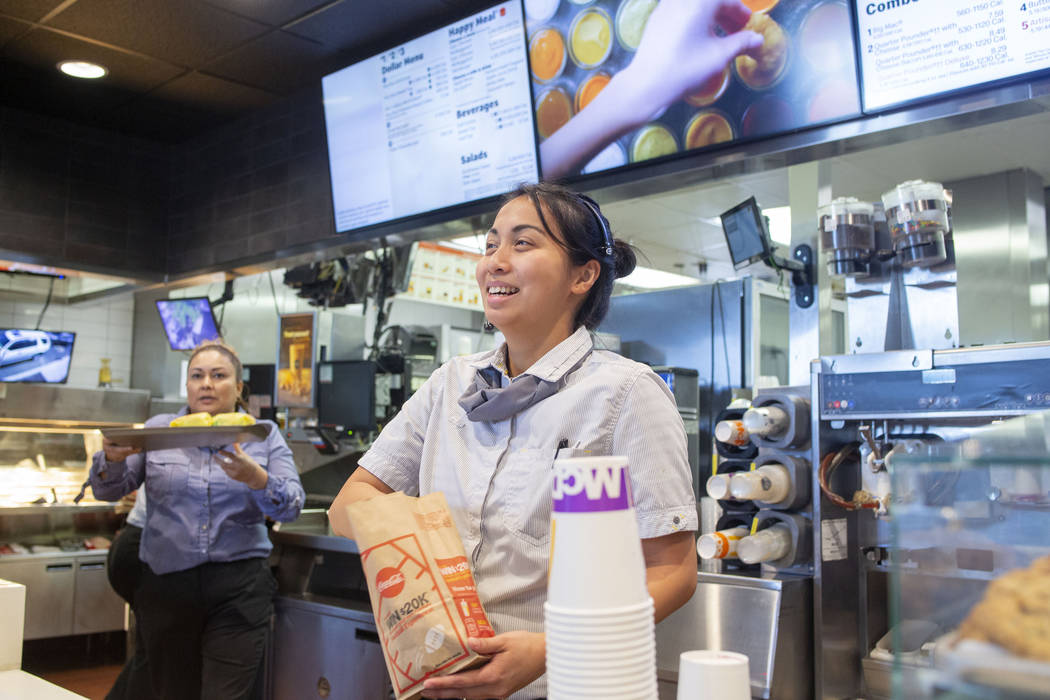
[167,85,337,275]
[0,107,169,278]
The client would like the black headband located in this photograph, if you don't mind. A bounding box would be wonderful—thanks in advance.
[576,194,614,260]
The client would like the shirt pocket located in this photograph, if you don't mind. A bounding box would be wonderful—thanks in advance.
[146,449,191,496]
[217,447,268,525]
[501,448,553,548]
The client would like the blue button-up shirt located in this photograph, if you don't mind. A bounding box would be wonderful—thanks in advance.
[90,409,304,575]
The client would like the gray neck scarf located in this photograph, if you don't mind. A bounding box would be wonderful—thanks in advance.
[457,366,560,422]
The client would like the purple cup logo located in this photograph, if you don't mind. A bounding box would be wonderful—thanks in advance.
[552,458,634,513]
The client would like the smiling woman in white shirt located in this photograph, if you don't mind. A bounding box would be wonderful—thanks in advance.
[330,182,698,700]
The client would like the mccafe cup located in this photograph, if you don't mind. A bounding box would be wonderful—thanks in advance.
[547,456,648,609]
[546,457,657,699]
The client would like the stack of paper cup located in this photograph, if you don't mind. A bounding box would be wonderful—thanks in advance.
[545,456,657,700]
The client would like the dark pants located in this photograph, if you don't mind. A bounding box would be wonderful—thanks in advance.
[106,525,157,700]
[137,557,275,700]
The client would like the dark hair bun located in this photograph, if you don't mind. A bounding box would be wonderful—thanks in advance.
[612,239,637,279]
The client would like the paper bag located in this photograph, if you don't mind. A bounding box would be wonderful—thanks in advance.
[346,491,494,700]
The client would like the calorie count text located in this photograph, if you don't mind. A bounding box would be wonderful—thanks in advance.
[379,5,528,173]
[860,0,1033,90]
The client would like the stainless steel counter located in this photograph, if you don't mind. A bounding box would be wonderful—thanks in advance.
[266,509,387,699]
[0,548,125,640]
[655,571,813,700]
[269,509,358,555]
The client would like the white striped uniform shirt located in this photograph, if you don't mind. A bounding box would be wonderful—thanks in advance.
[360,326,697,700]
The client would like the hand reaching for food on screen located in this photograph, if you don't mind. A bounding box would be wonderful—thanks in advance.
[539,0,763,180]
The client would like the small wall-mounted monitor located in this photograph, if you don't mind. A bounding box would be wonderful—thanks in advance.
[155,297,222,350]
[0,329,75,383]
[720,197,773,270]
[316,360,378,433]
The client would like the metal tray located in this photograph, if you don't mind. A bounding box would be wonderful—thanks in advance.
[100,424,269,451]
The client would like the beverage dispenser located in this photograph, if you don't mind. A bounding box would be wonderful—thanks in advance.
[822,180,958,354]
[658,389,815,700]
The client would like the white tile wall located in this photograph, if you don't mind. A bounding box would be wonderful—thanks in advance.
[0,294,135,389]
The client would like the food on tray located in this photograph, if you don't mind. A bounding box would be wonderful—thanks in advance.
[685,66,730,108]
[569,7,613,68]
[956,555,1050,662]
[536,86,573,139]
[799,2,854,75]
[84,535,112,550]
[615,0,658,51]
[740,95,794,137]
[735,13,789,89]
[575,71,610,112]
[211,412,256,427]
[529,27,566,83]
[170,412,215,428]
[169,412,255,428]
[742,0,779,12]
[630,123,677,162]
[685,111,734,150]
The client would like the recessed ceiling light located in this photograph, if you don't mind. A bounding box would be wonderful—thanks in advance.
[58,60,108,79]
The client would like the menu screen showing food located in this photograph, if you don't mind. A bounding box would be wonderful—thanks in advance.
[323,1,539,233]
[856,0,1050,110]
[525,0,862,179]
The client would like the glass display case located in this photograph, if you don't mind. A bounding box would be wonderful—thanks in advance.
[887,410,1050,699]
[0,384,149,639]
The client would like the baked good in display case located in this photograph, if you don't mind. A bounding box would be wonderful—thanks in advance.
[956,555,1050,662]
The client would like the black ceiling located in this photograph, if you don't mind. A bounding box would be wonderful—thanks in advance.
[0,0,498,143]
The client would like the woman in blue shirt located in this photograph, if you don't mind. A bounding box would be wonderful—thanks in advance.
[90,341,304,700]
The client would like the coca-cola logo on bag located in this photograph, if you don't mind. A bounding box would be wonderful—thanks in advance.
[376,567,406,598]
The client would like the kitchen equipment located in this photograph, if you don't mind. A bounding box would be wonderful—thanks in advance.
[818,196,876,277]
[881,180,949,269]
[812,341,1050,699]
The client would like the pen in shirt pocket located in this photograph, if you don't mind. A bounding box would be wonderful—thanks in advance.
[553,438,569,462]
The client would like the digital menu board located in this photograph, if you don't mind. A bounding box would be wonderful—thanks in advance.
[526,0,862,180]
[322,1,539,233]
[857,0,1050,111]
